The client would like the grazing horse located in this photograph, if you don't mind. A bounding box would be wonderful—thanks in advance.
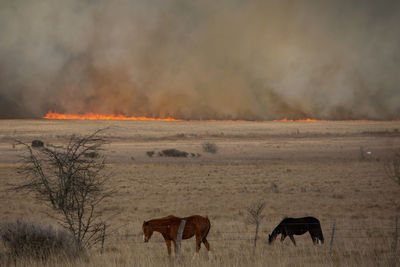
[268,217,324,246]
[142,215,211,255]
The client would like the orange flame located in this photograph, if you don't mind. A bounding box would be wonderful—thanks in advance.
[44,111,182,121]
[44,111,384,122]
[273,117,326,122]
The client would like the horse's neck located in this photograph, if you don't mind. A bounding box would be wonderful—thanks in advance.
[272,225,281,236]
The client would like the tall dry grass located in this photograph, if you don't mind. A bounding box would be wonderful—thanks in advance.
[1,233,396,267]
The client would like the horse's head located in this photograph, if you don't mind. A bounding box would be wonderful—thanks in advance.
[142,221,153,242]
[268,233,276,244]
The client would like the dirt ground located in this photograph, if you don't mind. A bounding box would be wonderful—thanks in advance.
[0,119,400,266]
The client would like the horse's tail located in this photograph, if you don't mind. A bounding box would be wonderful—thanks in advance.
[203,216,211,241]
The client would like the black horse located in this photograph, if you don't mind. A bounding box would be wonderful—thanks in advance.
[268,217,324,246]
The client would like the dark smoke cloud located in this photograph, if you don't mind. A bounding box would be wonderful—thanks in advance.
[1,0,399,119]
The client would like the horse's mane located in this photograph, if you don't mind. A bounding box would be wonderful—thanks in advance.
[147,215,175,221]
[278,216,289,224]
[146,215,178,228]
[271,217,291,235]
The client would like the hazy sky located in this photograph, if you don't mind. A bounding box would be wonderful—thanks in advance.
[1,0,399,119]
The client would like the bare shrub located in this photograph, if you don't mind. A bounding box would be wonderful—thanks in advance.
[246,201,266,248]
[384,149,400,184]
[202,142,218,154]
[15,129,113,250]
[0,219,80,260]
[146,151,155,157]
[159,149,188,157]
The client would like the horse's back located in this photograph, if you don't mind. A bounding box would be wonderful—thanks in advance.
[187,215,210,228]
[184,215,210,228]
[159,215,210,228]
[303,216,320,224]
[284,216,320,225]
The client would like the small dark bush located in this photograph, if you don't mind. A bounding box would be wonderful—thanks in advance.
[202,142,218,154]
[271,182,279,193]
[359,146,365,161]
[332,194,344,199]
[146,151,155,157]
[83,151,99,158]
[31,140,44,148]
[0,220,81,260]
[159,149,188,157]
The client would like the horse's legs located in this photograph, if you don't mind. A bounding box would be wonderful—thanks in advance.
[289,235,297,246]
[202,237,211,251]
[164,239,172,256]
[280,233,286,242]
[195,234,202,252]
[172,239,177,254]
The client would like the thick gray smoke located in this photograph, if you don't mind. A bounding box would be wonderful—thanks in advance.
[1,0,399,120]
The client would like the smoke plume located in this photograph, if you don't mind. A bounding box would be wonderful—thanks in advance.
[1,0,399,119]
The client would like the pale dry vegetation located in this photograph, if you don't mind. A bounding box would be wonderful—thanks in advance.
[0,120,400,266]
[0,219,80,261]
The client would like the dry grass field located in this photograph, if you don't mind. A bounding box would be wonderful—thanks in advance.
[1,119,400,266]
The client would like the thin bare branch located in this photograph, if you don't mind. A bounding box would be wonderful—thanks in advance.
[246,200,266,248]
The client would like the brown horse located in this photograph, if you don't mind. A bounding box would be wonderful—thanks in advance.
[142,215,211,255]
